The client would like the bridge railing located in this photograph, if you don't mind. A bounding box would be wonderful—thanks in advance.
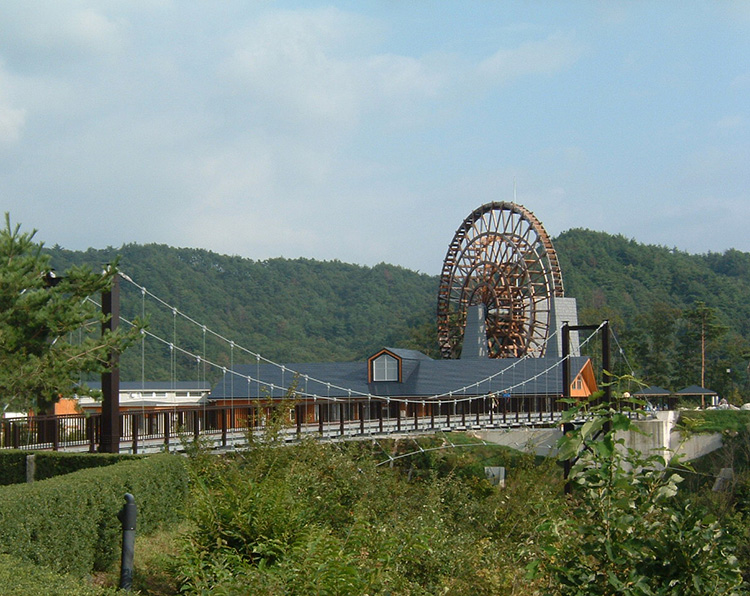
[0,395,669,453]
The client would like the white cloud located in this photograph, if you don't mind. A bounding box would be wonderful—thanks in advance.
[716,115,747,130]
[68,9,126,54]
[1,3,747,271]
[0,4,127,68]
[0,64,25,146]
[477,32,584,83]
[0,103,25,146]
[220,8,369,127]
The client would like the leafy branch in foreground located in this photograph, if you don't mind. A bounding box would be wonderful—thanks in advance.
[527,394,744,596]
[0,214,143,412]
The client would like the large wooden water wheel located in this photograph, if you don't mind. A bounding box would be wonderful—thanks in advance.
[437,202,564,359]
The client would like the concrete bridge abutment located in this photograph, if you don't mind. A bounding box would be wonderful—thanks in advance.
[474,410,723,463]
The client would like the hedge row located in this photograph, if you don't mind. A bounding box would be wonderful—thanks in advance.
[0,450,27,485]
[0,453,188,576]
[0,450,141,485]
[0,553,119,596]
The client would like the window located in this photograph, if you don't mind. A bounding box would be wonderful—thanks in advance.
[372,354,399,382]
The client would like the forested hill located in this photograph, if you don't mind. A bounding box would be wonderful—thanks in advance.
[45,243,438,381]
[556,228,750,332]
[554,229,750,397]
[45,229,750,396]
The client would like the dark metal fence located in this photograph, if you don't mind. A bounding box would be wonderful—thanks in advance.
[0,394,671,453]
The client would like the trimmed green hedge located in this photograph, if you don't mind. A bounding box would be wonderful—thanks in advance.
[0,553,119,596]
[0,453,188,576]
[34,451,141,481]
[0,450,141,485]
[0,450,28,485]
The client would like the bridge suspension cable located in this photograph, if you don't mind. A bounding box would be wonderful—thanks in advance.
[110,271,605,406]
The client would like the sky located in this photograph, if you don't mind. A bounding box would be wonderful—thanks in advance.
[1,1,748,276]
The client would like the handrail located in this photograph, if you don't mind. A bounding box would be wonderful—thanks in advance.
[0,395,672,453]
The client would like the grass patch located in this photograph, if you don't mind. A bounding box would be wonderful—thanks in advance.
[97,521,192,595]
[678,409,750,434]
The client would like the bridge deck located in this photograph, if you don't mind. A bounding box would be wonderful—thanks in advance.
[0,404,567,454]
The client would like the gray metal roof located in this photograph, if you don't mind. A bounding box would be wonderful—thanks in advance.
[381,347,433,361]
[677,385,717,396]
[208,354,591,400]
[633,385,672,396]
[84,381,213,392]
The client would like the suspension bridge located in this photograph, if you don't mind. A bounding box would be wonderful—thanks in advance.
[0,268,645,455]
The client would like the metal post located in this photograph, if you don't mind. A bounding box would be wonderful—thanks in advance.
[602,320,611,406]
[602,320,611,433]
[221,407,227,447]
[163,411,170,448]
[100,272,120,453]
[538,395,543,421]
[339,403,345,436]
[52,417,59,451]
[562,322,570,404]
[118,493,137,590]
[132,414,139,454]
[87,417,96,453]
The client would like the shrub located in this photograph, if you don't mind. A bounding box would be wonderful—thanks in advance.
[527,397,744,595]
[33,451,141,480]
[0,449,141,485]
[679,409,750,434]
[0,452,188,576]
[177,437,532,594]
[0,450,28,485]
[0,553,119,596]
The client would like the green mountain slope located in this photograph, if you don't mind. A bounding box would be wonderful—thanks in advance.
[45,244,438,383]
[555,229,750,396]
[44,229,750,397]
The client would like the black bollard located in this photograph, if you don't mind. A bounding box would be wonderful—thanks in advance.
[117,493,137,590]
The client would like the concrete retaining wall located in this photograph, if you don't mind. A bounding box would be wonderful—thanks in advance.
[475,410,723,463]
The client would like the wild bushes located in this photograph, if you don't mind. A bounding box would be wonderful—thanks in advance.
[177,414,750,596]
[177,437,555,595]
[527,398,745,595]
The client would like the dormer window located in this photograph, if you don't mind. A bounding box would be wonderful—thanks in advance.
[371,353,399,382]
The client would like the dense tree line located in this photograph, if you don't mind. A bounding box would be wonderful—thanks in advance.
[555,229,750,400]
[45,243,437,385]
[45,229,750,399]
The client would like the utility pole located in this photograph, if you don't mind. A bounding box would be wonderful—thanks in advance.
[100,271,120,453]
